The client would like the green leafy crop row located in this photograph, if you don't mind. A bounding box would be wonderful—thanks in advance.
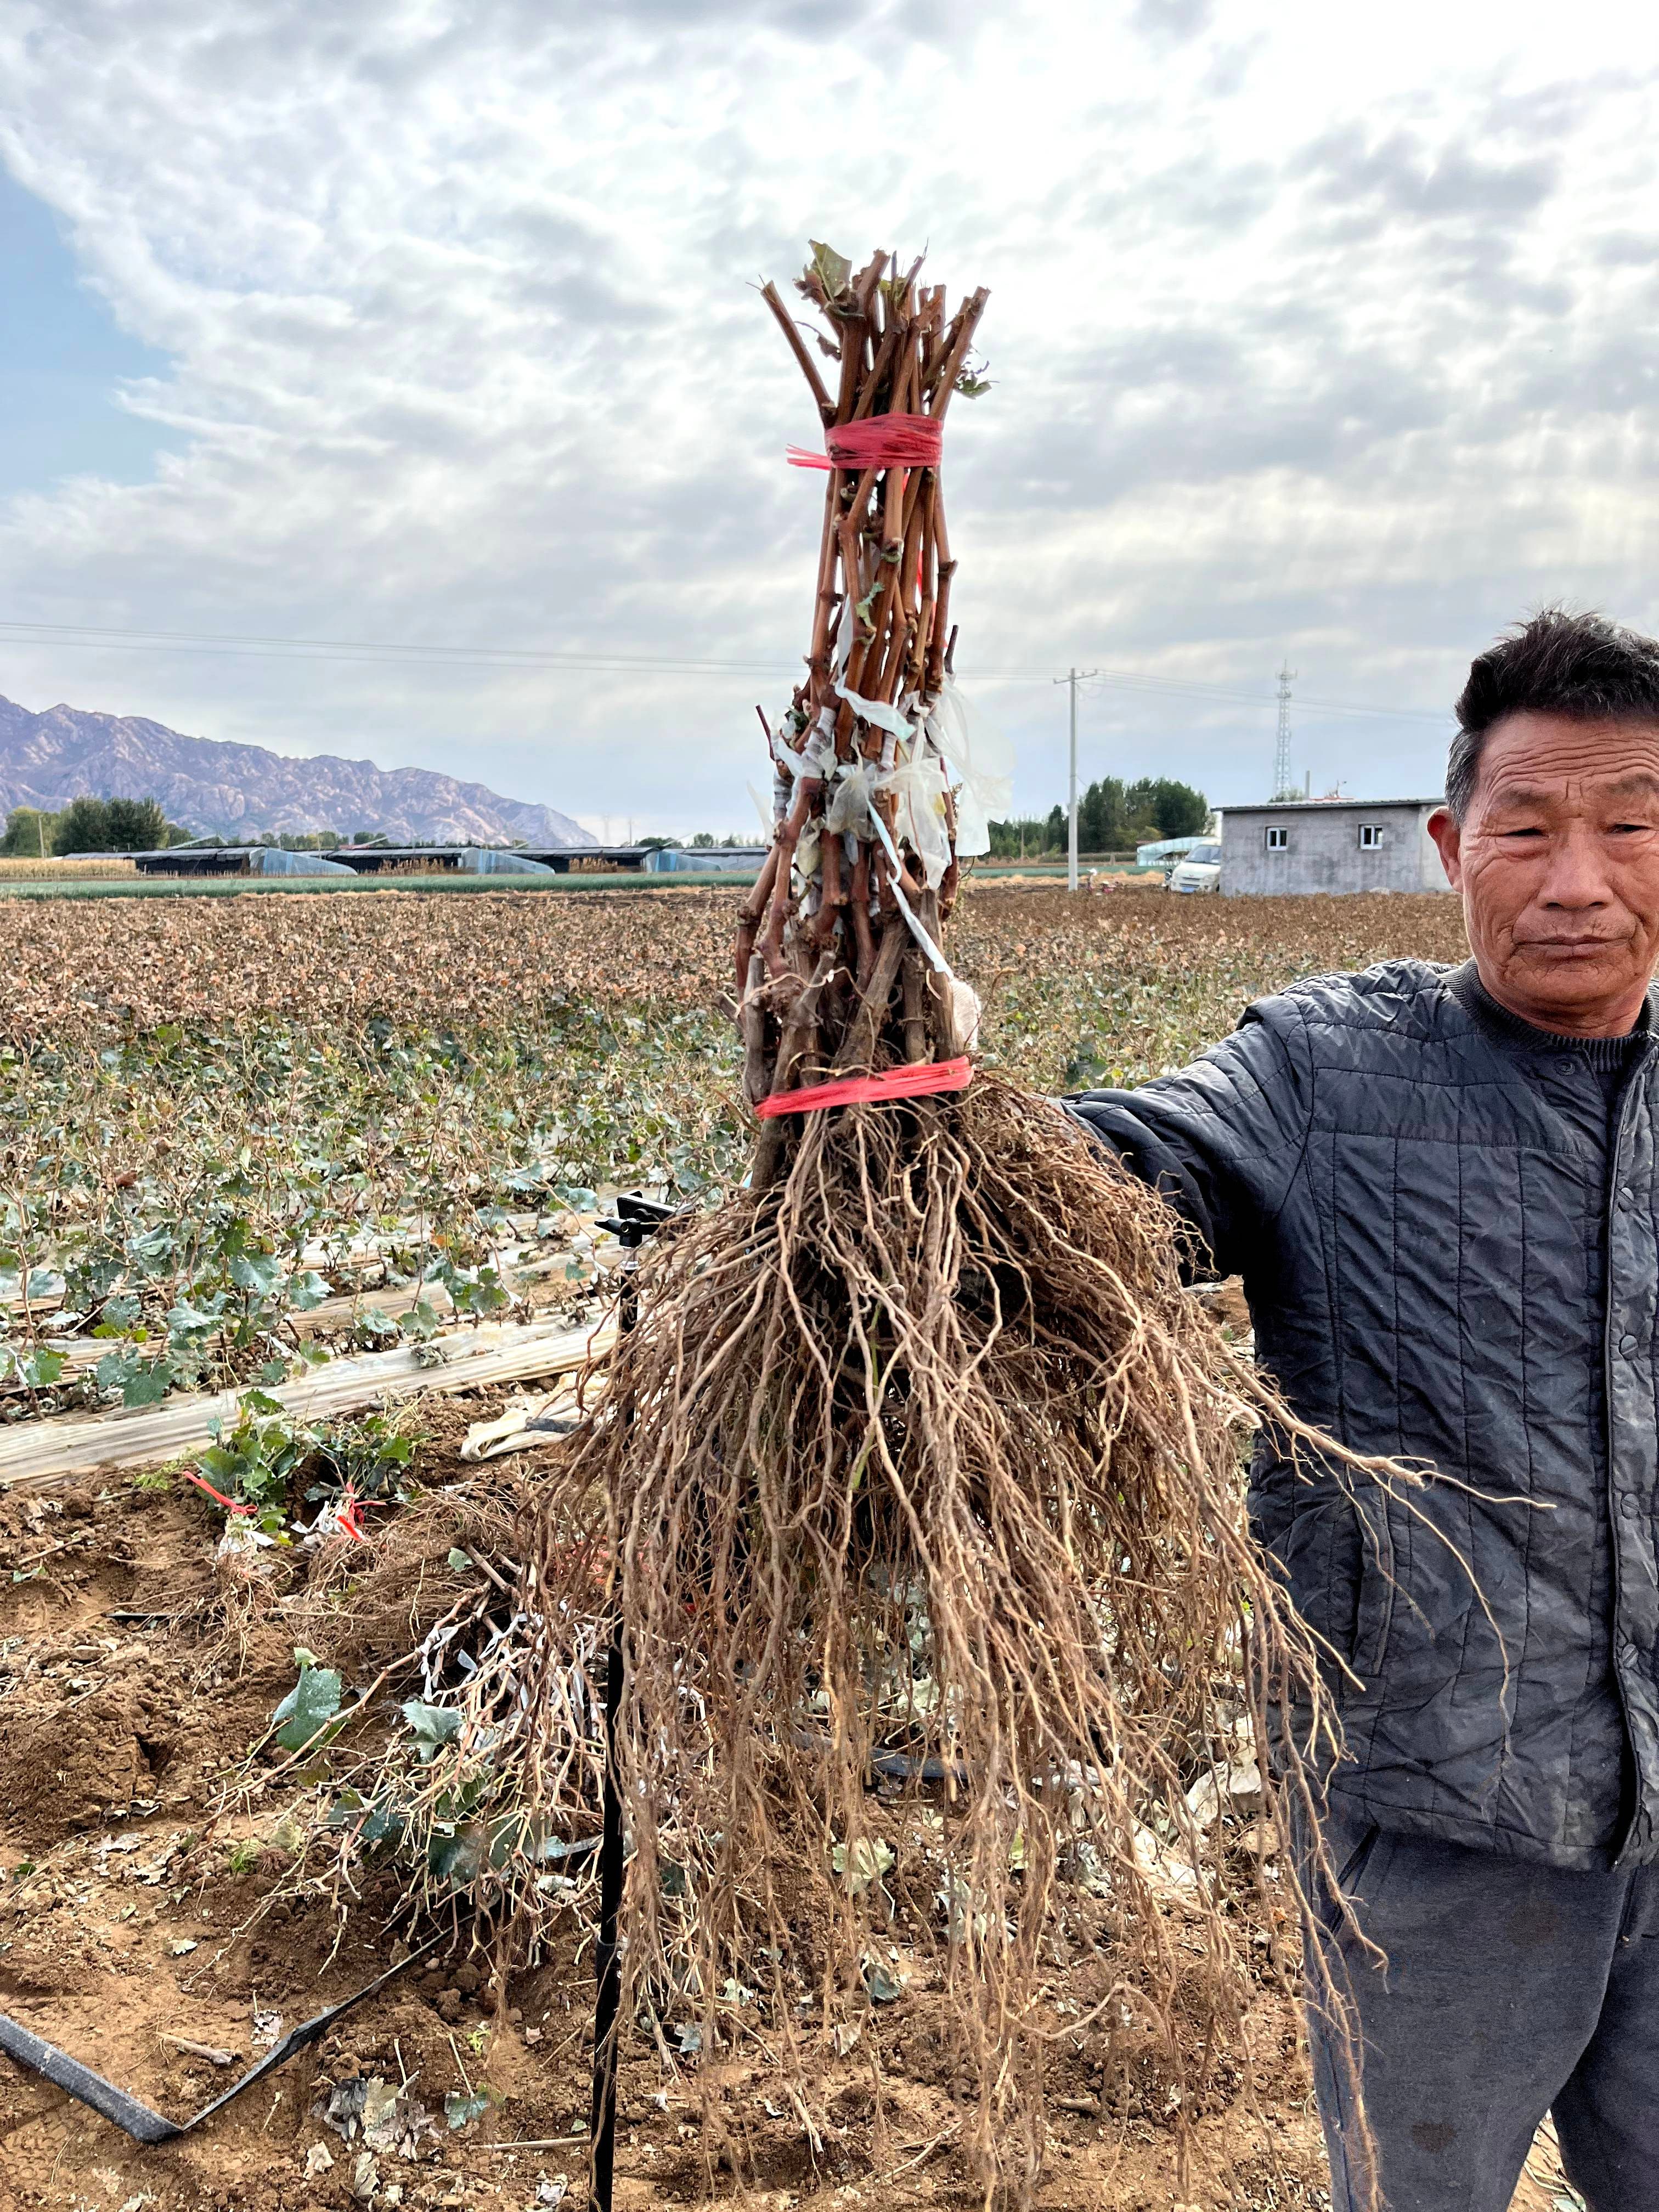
[0,1000,747,1415]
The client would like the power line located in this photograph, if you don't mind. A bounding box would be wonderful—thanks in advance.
[0,618,1451,723]
[0,619,800,678]
[1066,664,1444,724]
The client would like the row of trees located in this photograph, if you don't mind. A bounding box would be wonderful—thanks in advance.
[0,805,431,857]
[1,797,194,857]
[986,776,1209,859]
[635,833,767,851]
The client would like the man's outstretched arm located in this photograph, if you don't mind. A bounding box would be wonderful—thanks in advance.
[1061,993,1315,1282]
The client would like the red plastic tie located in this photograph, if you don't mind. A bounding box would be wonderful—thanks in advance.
[787,413,943,472]
[757,1056,972,1119]
[183,1469,252,1514]
[333,1483,368,1543]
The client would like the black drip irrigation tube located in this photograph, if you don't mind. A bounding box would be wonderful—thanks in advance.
[0,1934,447,2142]
[586,1193,677,2212]
[789,1729,969,1790]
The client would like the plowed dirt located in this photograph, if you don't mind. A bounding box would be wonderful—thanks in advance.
[0,1398,1342,2212]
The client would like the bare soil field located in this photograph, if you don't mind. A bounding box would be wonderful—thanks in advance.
[0,887,1577,2211]
[0,1435,1342,2212]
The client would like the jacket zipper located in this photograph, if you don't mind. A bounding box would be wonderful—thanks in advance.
[1604,1042,1654,1866]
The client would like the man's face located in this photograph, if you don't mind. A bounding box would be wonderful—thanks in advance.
[1427,712,1659,1035]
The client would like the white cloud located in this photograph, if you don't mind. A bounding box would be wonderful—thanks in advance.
[3,0,1659,824]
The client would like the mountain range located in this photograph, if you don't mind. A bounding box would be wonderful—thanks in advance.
[0,693,596,847]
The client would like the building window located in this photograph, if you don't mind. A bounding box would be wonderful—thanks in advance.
[1265,826,1288,850]
[1358,823,1384,849]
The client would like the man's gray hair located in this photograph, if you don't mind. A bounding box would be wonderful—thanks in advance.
[1447,608,1659,820]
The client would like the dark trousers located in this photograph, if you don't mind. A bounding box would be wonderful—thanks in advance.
[1299,1803,1659,2211]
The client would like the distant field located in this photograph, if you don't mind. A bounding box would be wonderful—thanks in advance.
[0,872,1470,1397]
[0,878,1470,1062]
[0,857,1166,899]
[0,854,139,880]
[0,865,762,899]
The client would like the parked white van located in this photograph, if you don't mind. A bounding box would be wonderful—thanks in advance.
[1164,839,1222,893]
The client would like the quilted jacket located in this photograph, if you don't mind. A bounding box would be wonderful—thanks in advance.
[1066,957,1659,1871]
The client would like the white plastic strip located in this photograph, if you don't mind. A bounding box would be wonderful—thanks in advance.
[866,805,952,975]
[771,730,808,778]
[834,681,913,741]
[922,678,1013,859]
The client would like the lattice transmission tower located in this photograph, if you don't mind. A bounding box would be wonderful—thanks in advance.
[1272,661,1297,798]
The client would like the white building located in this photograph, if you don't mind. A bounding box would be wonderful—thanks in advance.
[1221,799,1452,897]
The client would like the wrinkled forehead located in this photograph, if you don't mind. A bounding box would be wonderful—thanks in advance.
[1477,712,1659,809]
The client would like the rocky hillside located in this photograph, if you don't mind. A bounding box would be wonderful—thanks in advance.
[0,693,596,847]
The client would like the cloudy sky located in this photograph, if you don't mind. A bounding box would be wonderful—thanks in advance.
[3,0,1658,834]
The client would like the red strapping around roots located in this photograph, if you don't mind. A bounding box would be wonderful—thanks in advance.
[756,1054,972,1118]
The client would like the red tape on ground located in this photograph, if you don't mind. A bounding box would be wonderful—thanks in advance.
[756,1056,972,1119]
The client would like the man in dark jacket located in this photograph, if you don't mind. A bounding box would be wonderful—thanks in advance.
[1067,609,1659,2212]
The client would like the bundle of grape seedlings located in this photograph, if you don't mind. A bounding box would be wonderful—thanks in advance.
[484,244,1427,2198]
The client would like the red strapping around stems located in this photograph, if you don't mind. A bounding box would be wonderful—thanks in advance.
[786,411,943,471]
[755,1055,972,1119]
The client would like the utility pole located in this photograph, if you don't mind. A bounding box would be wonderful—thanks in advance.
[1053,667,1101,891]
[1273,661,1297,799]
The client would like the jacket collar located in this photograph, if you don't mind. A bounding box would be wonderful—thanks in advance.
[1445,959,1653,1072]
